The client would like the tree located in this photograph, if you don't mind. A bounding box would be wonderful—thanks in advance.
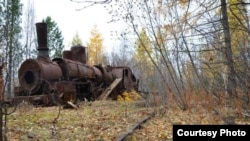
[227,0,249,102]
[72,0,250,110]
[23,0,36,59]
[1,0,22,97]
[71,32,83,46]
[42,16,64,58]
[134,28,154,91]
[87,25,104,65]
[0,0,22,140]
[221,0,236,97]
[73,0,189,109]
[108,32,134,67]
[0,1,4,46]
[135,28,153,65]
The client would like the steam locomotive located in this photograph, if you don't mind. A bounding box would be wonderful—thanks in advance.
[14,22,139,105]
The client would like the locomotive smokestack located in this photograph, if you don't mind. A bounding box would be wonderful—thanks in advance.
[35,22,49,58]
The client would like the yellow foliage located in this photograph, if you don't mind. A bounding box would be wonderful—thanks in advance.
[87,24,104,65]
[117,95,124,101]
[117,90,142,101]
[178,0,189,7]
[124,96,131,101]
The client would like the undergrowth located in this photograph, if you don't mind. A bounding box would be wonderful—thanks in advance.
[4,90,250,141]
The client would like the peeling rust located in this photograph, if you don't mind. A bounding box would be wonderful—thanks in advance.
[12,22,139,106]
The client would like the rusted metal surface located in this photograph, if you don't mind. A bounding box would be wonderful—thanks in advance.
[52,58,102,83]
[71,46,87,64]
[95,65,114,84]
[18,58,62,93]
[7,95,50,105]
[36,23,49,58]
[62,51,72,61]
[12,22,139,106]
[112,67,139,91]
[56,81,76,102]
[63,45,87,64]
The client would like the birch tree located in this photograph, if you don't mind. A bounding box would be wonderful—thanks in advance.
[1,0,22,97]
[72,0,250,110]
[42,16,64,58]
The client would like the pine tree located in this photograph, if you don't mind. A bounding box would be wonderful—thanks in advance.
[42,16,64,58]
[71,32,83,46]
[87,25,104,65]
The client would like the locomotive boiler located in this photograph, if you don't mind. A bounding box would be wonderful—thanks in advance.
[14,22,139,105]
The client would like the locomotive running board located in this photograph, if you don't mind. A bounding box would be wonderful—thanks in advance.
[97,78,122,100]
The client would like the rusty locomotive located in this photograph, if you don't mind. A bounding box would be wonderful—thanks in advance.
[14,22,139,105]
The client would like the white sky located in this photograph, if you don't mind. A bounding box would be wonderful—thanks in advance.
[22,0,118,52]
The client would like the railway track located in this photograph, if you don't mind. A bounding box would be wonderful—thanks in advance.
[114,104,172,141]
[115,111,156,141]
[7,100,169,140]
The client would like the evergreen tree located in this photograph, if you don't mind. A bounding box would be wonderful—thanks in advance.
[71,32,83,46]
[42,16,64,58]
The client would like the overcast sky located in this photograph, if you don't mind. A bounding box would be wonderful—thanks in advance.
[22,0,118,52]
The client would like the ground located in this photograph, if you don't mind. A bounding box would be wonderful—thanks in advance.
[4,98,250,141]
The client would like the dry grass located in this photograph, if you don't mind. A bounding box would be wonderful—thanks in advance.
[6,100,153,141]
[129,91,250,141]
[4,91,250,141]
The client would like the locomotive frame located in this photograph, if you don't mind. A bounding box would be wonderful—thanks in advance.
[12,22,139,105]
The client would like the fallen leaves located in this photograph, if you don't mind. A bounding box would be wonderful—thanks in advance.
[6,101,152,140]
[5,100,250,141]
[126,102,250,141]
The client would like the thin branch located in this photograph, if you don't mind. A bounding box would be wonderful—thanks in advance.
[71,0,112,10]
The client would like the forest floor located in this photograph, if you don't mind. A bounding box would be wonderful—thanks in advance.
[4,96,250,141]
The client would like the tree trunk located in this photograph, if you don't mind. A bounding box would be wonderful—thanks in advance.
[221,0,237,97]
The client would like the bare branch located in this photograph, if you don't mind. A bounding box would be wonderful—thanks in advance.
[71,0,112,10]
